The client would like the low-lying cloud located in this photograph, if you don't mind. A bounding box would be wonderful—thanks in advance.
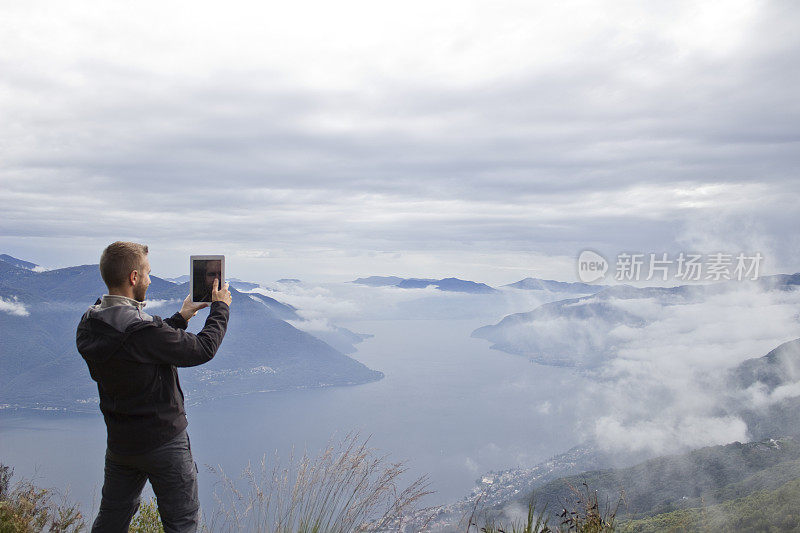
[579,284,800,455]
[0,296,30,317]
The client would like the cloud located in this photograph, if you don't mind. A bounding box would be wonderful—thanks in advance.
[571,283,800,455]
[248,285,363,321]
[742,380,800,409]
[0,297,30,317]
[593,415,750,456]
[287,317,336,333]
[143,299,181,311]
[464,457,480,476]
[1,1,799,281]
[537,401,552,415]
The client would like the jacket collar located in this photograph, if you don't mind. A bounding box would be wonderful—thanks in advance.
[100,294,146,310]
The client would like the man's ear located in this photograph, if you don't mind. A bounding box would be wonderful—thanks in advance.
[129,269,138,287]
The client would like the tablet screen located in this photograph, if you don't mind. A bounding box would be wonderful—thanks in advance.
[192,258,223,302]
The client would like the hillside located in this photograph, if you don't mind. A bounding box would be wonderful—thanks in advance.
[727,337,800,441]
[472,278,800,366]
[620,477,800,532]
[511,436,800,522]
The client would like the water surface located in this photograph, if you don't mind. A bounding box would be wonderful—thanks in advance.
[0,318,584,520]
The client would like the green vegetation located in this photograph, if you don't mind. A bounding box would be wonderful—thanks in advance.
[1,433,432,533]
[512,437,800,522]
[469,484,618,533]
[620,477,800,532]
[129,498,164,533]
[0,465,85,533]
[0,462,164,532]
[5,435,800,532]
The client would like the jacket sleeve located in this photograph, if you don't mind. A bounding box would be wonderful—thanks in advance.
[164,312,189,330]
[125,301,230,367]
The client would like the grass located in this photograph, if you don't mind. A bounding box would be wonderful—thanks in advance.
[466,495,552,533]
[6,433,800,533]
[1,448,623,533]
[129,498,164,533]
[0,464,85,533]
[2,432,434,533]
[205,431,436,532]
[466,482,620,533]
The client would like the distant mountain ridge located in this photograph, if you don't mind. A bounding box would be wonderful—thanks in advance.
[0,254,40,271]
[472,276,800,366]
[165,274,258,291]
[503,277,604,294]
[351,276,405,287]
[352,276,496,294]
[0,256,383,410]
[352,275,616,295]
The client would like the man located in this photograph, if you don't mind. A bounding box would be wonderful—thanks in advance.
[76,241,232,532]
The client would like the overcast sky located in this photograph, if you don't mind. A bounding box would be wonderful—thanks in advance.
[1,0,798,284]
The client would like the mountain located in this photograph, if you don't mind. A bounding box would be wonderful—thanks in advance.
[440,336,800,530]
[303,326,374,355]
[500,436,800,525]
[732,338,800,390]
[470,279,795,366]
[433,277,496,293]
[757,273,800,291]
[165,275,258,291]
[395,278,439,289]
[351,276,404,287]
[352,276,497,294]
[0,254,40,271]
[0,259,383,410]
[423,435,800,530]
[504,277,604,295]
[244,292,300,321]
[726,337,800,441]
[471,289,657,366]
[623,476,800,532]
[228,278,259,291]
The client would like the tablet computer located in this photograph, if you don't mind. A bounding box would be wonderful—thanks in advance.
[190,255,225,303]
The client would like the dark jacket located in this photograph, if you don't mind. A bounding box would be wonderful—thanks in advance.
[76,298,229,455]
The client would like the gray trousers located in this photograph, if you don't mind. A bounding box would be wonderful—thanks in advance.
[91,430,200,533]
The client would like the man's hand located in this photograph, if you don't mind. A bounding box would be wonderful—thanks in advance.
[180,295,208,322]
[212,278,232,306]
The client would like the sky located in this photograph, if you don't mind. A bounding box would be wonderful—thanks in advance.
[1,0,799,285]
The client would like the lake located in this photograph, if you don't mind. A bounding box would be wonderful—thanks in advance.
[0,318,585,523]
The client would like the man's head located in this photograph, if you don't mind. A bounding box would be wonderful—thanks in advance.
[99,241,151,302]
[204,260,222,289]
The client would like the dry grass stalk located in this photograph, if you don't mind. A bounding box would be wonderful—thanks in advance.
[206,432,435,532]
